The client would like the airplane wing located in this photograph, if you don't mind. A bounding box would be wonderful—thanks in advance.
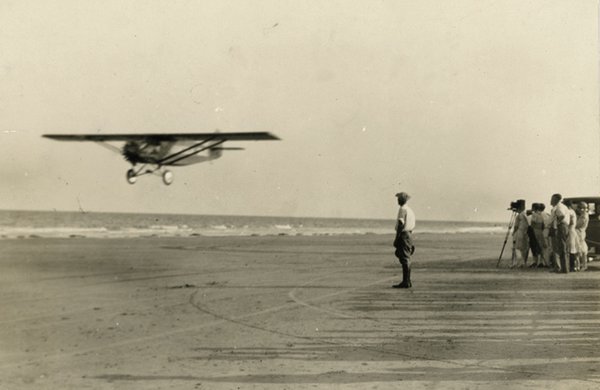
[42,132,280,142]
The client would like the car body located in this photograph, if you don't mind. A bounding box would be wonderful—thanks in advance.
[564,196,600,255]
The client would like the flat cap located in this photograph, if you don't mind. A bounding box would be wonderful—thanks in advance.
[395,192,410,202]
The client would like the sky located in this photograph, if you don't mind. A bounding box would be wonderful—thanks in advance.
[1,0,599,222]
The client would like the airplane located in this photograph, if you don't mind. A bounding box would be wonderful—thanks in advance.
[43,131,280,185]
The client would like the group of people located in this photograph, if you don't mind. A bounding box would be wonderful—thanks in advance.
[391,191,590,289]
[512,193,589,273]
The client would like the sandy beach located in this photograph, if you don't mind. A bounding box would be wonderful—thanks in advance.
[1,232,600,389]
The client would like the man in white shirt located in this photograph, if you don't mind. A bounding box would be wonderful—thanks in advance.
[550,193,569,273]
[393,192,416,288]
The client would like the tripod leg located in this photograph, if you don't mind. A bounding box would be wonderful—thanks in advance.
[498,212,517,267]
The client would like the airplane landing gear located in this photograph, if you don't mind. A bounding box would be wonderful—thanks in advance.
[126,169,137,184]
[162,170,174,185]
[125,165,173,185]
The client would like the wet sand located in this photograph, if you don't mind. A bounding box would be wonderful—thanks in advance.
[1,233,600,389]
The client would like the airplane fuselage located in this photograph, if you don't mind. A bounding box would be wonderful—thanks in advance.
[121,140,221,166]
[122,140,174,164]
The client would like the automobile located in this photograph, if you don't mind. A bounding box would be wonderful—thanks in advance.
[564,196,600,257]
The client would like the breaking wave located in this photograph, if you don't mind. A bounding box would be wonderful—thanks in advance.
[0,210,505,239]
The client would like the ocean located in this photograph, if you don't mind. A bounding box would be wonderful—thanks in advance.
[0,210,506,239]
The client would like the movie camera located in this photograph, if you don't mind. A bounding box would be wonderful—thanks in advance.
[508,199,526,212]
[498,199,526,266]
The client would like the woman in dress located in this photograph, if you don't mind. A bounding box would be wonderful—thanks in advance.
[576,202,589,271]
[512,202,530,268]
[530,203,547,267]
[563,200,579,271]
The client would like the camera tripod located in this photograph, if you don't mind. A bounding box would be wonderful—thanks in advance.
[497,210,518,267]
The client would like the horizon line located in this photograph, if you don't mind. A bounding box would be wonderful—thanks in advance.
[0,208,506,224]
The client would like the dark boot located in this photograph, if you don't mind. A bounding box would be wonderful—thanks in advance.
[393,264,411,288]
[561,254,569,274]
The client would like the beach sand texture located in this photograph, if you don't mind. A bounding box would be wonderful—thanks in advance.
[1,233,600,389]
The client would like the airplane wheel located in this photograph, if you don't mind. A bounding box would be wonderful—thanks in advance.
[126,169,137,184]
[162,170,173,185]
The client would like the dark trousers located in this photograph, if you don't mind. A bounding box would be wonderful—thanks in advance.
[552,224,569,273]
[394,230,414,266]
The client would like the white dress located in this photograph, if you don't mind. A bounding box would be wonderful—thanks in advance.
[513,211,529,252]
[575,213,589,254]
[567,209,578,255]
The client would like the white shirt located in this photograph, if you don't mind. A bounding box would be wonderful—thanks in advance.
[396,205,416,232]
[550,202,569,228]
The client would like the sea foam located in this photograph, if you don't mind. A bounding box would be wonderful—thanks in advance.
[0,210,504,239]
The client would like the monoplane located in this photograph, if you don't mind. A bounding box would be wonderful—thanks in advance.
[43,131,280,185]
